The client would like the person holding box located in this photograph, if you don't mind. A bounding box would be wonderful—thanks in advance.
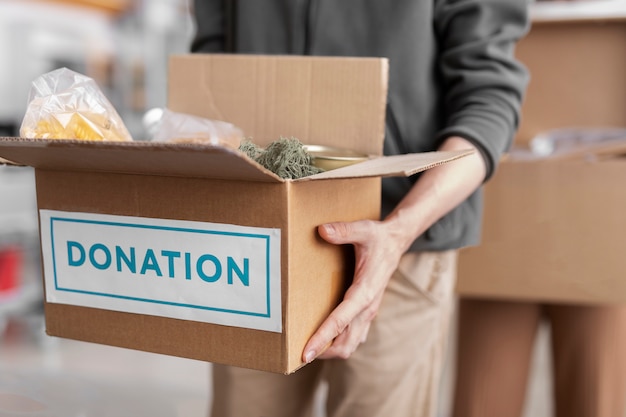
[191,1,529,416]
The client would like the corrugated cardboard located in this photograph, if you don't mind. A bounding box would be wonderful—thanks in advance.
[168,54,387,156]
[515,12,626,144]
[457,150,626,304]
[0,54,470,374]
[457,10,626,304]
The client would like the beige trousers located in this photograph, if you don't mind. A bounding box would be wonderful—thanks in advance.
[453,299,626,417]
[210,250,458,417]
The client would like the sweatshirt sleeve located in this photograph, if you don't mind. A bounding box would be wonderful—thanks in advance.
[190,0,227,53]
[434,0,530,181]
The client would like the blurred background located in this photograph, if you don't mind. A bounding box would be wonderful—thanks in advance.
[0,0,195,139]
[0,1,210,416]
[1,1,625,416]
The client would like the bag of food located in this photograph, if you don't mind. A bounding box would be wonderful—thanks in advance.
[148,108,243,149]
[20,68,132,142]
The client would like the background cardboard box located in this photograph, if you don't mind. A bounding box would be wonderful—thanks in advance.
[458,153,626,304]
[515,9,626,144]
[0,54,469,374]
[457,8,626,304]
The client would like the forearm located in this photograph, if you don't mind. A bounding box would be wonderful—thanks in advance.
[383,136,487,254]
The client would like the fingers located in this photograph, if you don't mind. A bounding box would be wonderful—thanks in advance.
[302,290,382,363]
[303,219,392,363]
[317,319,372,360]
[303,298,361,363]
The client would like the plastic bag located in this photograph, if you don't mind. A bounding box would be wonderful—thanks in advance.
[147,108,243,149]
[20,68,132,142]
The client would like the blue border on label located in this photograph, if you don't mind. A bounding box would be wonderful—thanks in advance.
[48,216,273,318]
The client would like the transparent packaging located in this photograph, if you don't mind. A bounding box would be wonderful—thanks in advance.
[19,68,132,142]
[148,108,243,149]
[530,127,626,157]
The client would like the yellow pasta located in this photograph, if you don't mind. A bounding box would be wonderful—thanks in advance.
[25,112,131,141]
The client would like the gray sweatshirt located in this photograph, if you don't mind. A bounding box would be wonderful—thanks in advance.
[191,0,529,251]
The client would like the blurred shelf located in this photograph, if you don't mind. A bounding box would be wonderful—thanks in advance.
[39,0,133,15]
[531,0,626,23]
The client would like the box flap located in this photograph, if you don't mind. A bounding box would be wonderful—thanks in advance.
[168,54,389,156]
[0,138,473,182]
[0,138,283,182]
[302,149,474,180]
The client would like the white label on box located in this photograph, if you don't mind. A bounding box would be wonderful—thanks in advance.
[39,210,282,332]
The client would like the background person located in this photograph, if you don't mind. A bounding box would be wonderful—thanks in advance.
[452,300,626,417]
[453,0,626,414]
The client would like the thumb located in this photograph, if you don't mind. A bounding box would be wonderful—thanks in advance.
[319,222,370,245]
[318,223,350,244]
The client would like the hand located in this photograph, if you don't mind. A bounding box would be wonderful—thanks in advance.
[301,137,486,363]
[302,219,406,363]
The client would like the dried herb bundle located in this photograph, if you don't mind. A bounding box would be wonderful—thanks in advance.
[239,137,324,179]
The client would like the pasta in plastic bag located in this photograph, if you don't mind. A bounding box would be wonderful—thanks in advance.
[20,68,132,142]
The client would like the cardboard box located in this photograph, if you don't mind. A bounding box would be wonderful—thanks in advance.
[0,54,469,373]
[457,8,626,304]
[515,8,626,144]
[457,150,626,305]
